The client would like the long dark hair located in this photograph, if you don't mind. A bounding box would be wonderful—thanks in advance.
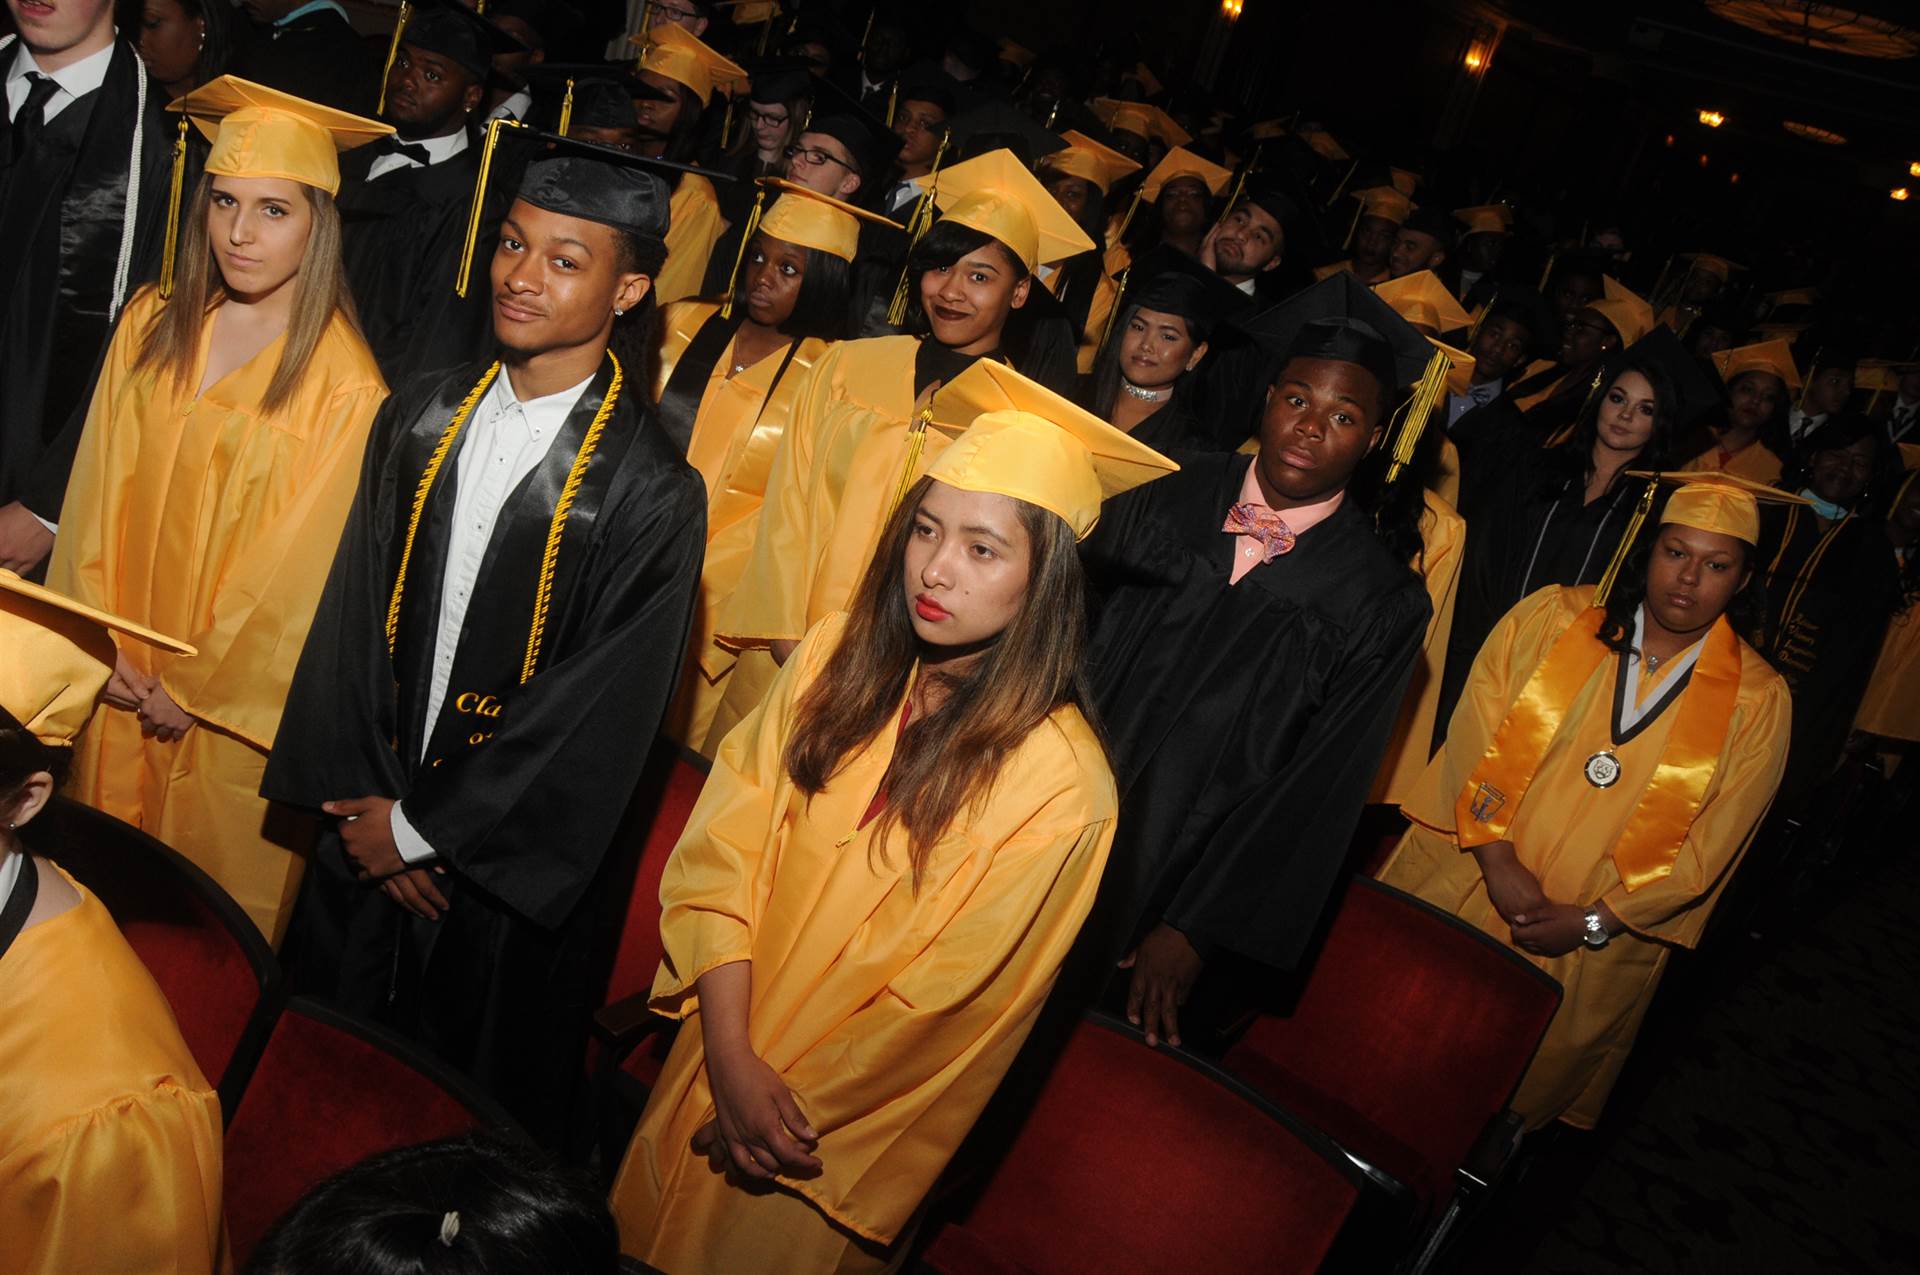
[1,708,69,819]
[1347,407,1446,570]
[905,219,1080,395]
[1595,534,1767,657]
[242,1133,616,1275]
[1086,300,1217,418]
[660,86,706,166]
[1538,352,1681,497]
[784,476,1099,883]
[721,235,853,342]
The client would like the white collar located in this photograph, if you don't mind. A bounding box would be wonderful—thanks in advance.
[1619,605,1706,734]
[484,367,597,431]
[410,128,471,163]
[488,88,534,123]
[9,36,115,101]
[1234,276,1257,296]
[0,850,22,920]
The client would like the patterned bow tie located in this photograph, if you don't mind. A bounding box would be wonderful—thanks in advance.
[1223,502,1296,563]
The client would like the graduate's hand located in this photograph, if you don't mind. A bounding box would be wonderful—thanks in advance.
[381,867,451,921]
[1120,922,1204,1048]
[1509,902,1587,958]
[0,501,53,573]
[1197,222,1222,272]
[1474,840,1548,925]
[137,684,195,742]
[704,1042,822,1179]
[103,651,155,711]
[326,797,410,880]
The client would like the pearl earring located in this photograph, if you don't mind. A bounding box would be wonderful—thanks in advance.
[613,307,624,317]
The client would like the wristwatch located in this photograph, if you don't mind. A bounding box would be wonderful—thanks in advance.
[1581,907,1610,949]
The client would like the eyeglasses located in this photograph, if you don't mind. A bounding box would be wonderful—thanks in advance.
[749,107,791,127]
[649,2,700,24]
[785,144,852,171]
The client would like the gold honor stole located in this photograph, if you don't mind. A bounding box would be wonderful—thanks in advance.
[1455,606,1743,890]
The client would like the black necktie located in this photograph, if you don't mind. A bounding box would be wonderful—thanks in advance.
[10,72,59,164]
[374,135,433,167]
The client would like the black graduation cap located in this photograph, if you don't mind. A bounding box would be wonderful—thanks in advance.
[524,63,674,133]
[1243,272,1435,394]
[894,74,957,120]
[799,76,899,185]
[948,100,1068,167]
[1119,243,1254,331]
[487,0,582,49]
[1481,285,1558,352]
[1624,324,1720,428]
[1398,201,1455,248]
[740,56,816,106]
[402,0,528,82]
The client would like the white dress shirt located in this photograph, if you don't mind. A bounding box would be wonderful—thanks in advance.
[366,127,470,183]
[1447,376,1503,429]
[1888,396,1918,443]
[486,88,533,125]
[6,38,114,124]
[0,850,22,918]
[1788,407,1827,442]
[391,370,595,864]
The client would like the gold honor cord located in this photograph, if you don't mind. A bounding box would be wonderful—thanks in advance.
[1775,511,1852,649]
[719,186,767,319]
[523,353,623,682]
[1592,476,1659,607]
[387,362,503,654]
[377,1,414,117]
[158,117,189,300]
[1384,346,1452,484]
[456,116,526,298]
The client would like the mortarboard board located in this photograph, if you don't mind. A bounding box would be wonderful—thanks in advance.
[168,76,390,197]
[997,38,1038,69]
[631,23,749,107]
[1374,270,1471,336]
[1625,324,1720,427]
[1453,203,1513,237]
[924,361,1179,540]
[915,148,1094,271]
[523,63,673,137]
[1633,471,1810,544]
[751,177,900,261]
[1678,251,1742,284]
[1139,147,1232,201]
[1038,129,1141,195]
[1120,243,1254,329]
[1388,166,1422,197]
[399,0,527,82]
[1398,202,1456,247]
[1090,97,1191,148]
[1,571,195,748]
[743,58,816,105]
[948,100,1069,167]
[894,74,958,119]
[1589,276,1655,346]
[798,76,900,184]
[1713,338,1800,390]
[1351,185,1414,227]
[1296,124,1348,163]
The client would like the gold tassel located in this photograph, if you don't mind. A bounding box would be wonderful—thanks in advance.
[558,76,576,137]
[1215,141,1261,231]
[757,11,774,56]
[377,0,413,116]
[1593,476,1658,606]
[158,117,189,301]
[1342,198,1363,249]
[857,5,875,62]
[885,79,899,127]
[636,0,653,45]
[1537,250,1558,292]
[1385,346,1452,484]
[720,186,767,319]
[885,129,949,326]
[1045,99,1059,130]
[1324,157,1358,209]
[1115,187,1144,241]
[455,117,523,299]
[721,93,736,149]
[890,402,934,514]
[1096,264,1131,355]
[473,0,485,12]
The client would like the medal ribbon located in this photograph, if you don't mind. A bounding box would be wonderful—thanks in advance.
[1455,605,1745,891]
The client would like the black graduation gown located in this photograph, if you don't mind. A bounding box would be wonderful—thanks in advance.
[336,144,497,387]
[1438,449,1642,746]
[1759,508,1901,803]
[261,354,705,1141]
[0,37,178,520]
[1071,452,1429,989]
[1447,388,1529,469]
[233,10,380,115]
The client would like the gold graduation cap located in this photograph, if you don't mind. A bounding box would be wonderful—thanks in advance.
[630,22,749,106]
[1,571,196,748]
[1247,118,1290,143]
[1298,125,1348,162]
[159,76,391,295]
[998,38,1037,68]
[1680,251,1742,283]
[924,361,1179,539]
[1040,129,1142,195]
[1593,471,1809,603]
[1713,338,1801,389]
[1453,203,1514,237]
[1589,276,1655,346]
[1350,185,1414,233]
[1388,166,1422,197]
[1139,146,1232,202]
[915,148,1095,272]
[1090,97,1191,148]
[1374,270,1470,335]
[716,177,901,316]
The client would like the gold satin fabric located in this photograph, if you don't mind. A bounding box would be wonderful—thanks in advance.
[656,175,726,306]
[47,287,388,944]
[1369,489,1465,806]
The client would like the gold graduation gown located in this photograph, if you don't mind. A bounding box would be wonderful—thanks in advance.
[1370,489,1466,805]
[657,174,727,306]
[1681,439,1784,485]
[715,335,944,649]
[47,288,389,944]
[1379,585,1790,1129]
[1855,603,1920,743]
[0,864,227,1275]
[611,613,1117,1273]
[652,300,832,755]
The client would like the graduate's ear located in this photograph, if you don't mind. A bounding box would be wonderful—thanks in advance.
[1186,340,1209,372]
[6,771,54,831]
[614,272,652,315]
[462,80,485,116]
[1009,274,1031,309]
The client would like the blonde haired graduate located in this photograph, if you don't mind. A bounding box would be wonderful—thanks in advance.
[47,77,391,945]
[1380,471,1797,1128]
[611,362,1175,1274]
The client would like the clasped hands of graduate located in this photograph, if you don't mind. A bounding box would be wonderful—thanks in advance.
[1475,838,1607,957]
[321,795,452,922]
[102,649,195,743]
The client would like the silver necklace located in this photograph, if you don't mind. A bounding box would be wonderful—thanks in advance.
[1644,649,1664,672]
[1121,380,1171,402]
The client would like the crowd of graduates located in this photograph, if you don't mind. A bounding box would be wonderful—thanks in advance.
[2,0,1916,1272]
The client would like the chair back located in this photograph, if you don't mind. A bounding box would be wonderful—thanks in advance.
[602,749,709,1009]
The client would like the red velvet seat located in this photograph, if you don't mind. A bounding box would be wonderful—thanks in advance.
[1223,877,1562,1222]
[602,748,710,1012]
[31,797,281,1117]
[223,997,520,1263]
[921,1014,1364,1275]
